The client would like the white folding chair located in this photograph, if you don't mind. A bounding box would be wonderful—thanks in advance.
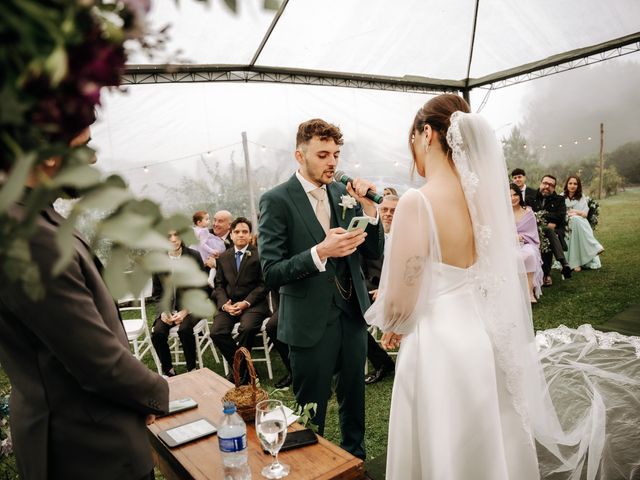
[222,318,274,379]
[168,318,220,370]
[119,296,162,374]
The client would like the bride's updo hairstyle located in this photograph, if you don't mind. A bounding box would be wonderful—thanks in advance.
[410,93,471,164]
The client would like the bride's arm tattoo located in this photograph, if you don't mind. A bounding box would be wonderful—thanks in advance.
[404,256,425,285]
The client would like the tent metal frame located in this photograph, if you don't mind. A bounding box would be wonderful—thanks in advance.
[122,26,640,95]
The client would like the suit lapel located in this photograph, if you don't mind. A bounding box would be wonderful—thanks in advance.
[327,182,349,229]
[286,175,326,244]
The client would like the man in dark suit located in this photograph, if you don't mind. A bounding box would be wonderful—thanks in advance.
[258,118,384,459]
[0,125,169,480]
[212,217,270,382]
[362,194,398,384]
[532,174,572,284]
[511,168,537,207]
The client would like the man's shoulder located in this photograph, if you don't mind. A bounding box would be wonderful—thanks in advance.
[262,176,295,200]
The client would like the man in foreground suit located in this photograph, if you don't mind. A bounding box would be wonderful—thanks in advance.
[258,118,384,459]
[212,217,270,382]
[0,124,169,480]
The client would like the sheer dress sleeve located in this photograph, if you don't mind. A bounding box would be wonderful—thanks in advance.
[364,189,439,334]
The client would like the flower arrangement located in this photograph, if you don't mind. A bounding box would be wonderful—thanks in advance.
[0,0,213,318]
[587,197,600,230]
[534,210,551,254]
[0,393,11,458]
[338,194,357,220]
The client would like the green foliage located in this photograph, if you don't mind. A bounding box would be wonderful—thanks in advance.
[587,164,624,199]
[607,141,640,184]
[502,126,539,173]
[0,0,213,317]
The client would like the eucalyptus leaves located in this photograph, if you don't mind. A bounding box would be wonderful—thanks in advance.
[0,0,213,317]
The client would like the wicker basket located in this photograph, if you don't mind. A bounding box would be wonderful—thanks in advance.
[221,347,268,421]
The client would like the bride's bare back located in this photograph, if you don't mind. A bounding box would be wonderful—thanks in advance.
[420,176,475,269]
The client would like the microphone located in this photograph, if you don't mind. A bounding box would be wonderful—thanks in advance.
[334,170,383,204]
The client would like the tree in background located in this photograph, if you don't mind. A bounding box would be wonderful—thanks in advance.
[502,126,545,183]
[607,141,640,185]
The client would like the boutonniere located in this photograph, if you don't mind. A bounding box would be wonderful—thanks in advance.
[245,250,252,257]
[338,194,357,220]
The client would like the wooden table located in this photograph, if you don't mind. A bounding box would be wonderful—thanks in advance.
[147,368,365,479]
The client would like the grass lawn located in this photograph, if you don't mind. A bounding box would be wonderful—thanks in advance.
[1,187,639,475]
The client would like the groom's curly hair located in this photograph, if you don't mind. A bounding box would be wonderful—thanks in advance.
[296,119,344,149]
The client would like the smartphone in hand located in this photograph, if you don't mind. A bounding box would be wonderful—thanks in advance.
[347,216,370,232]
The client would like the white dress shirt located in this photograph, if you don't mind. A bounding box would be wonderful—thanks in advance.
[295,170,378,272]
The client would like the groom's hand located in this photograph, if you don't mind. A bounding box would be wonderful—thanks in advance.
[346,178,378,217]
[317,227,367,260]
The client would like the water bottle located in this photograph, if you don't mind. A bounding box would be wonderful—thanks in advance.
[218,401,251,479]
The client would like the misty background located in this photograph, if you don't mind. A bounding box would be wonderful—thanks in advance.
[89,54,640,220]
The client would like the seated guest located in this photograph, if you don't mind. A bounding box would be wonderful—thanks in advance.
[511,168,537,207]
[212,217,270,383]
[510,184,544,303]
[563,176,604,271]
[362,194,397,384]
[532,174,572,285]
[212,209,234,250]
[265,290,293,388]
[151,230,206,376]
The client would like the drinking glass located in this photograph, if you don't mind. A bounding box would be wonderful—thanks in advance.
[255,399,290,479]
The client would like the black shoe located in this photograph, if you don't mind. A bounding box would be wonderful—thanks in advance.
[365,365,394,385]
[226,371,250,385]
[561,264,572,279]
[274,373,293,389]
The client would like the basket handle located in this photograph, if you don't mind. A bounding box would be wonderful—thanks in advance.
[232,347,258,394]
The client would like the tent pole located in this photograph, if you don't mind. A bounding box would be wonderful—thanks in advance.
[241,132,258,228]
[462,89,471,107]
[598,123,605,199]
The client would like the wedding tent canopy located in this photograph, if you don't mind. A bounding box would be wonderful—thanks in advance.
[91,0,640,214]
[124,0,640,94]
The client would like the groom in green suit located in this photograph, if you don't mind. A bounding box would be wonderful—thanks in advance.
[258,119,384,459]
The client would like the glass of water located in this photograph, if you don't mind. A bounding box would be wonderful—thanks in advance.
[255,399,290,479]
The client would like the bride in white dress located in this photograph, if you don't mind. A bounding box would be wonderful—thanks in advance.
[364,94,625,479]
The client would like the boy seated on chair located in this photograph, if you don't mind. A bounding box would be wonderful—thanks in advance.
[151,231,206,376]
[211,217,270,384]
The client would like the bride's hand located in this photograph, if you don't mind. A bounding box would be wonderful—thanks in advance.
[381,332,402,350]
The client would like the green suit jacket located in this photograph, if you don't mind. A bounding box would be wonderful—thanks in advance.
[258,174,384,348]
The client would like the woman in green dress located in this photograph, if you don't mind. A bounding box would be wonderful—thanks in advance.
[563,176,604,271]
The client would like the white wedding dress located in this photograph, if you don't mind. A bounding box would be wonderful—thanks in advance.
[373,191,539,480]
[365,112,640,480]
